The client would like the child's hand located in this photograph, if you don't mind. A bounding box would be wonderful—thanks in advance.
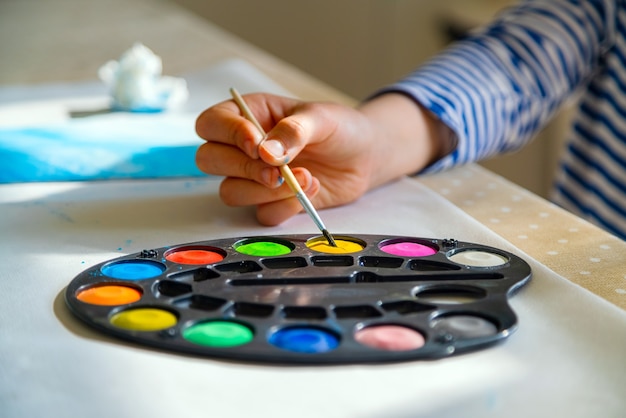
[195,92,446,225]
[195,93,375,225]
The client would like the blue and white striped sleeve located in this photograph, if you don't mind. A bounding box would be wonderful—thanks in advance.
[379,0,617,173]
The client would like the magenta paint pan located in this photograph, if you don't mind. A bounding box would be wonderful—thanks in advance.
[64,234,531,364]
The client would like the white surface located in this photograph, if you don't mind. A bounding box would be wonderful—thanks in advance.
[1,176,625,418]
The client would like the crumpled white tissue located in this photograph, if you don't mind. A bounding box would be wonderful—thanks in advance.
[98,43,189,112]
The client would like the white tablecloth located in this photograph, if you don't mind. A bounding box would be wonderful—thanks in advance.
[1,176,624,418]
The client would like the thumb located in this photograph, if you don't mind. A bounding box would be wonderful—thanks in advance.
[258,137,290,165]
[258,111,320,166]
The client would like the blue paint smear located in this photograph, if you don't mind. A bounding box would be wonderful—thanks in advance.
[0,115,206,182]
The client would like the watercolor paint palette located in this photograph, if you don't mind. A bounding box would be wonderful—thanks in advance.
[65,234,531,364]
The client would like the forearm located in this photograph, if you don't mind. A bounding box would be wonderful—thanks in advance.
[357,93,455,190]
[374,0,616,173]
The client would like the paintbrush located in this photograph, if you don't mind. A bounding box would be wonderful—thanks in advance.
[229,87,337,247]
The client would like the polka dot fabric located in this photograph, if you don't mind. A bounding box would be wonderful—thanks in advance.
[420,165,626,311]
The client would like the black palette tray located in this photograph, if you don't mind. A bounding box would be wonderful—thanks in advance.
[65,234,532,364]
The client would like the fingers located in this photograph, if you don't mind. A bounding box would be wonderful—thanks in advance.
[195,94,336,226]
[217,167,320,226]
[219,167,316,206]
[198,140,323,226]
[197,95,338,169]
[256,175,321,226]
[196,93,304,159]
[196,95,330,197]
[196,141,282,188]
[195,100,265,159]
[259,103,336,165]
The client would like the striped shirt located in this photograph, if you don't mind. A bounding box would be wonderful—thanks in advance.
[384,0,626,240]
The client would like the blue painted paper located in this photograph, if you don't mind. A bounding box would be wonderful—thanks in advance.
[0,113,205,182]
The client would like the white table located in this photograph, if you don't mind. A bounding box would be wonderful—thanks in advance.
[1,176,624,418]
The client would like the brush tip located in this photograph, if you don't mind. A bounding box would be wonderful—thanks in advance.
[322,229,337,247]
